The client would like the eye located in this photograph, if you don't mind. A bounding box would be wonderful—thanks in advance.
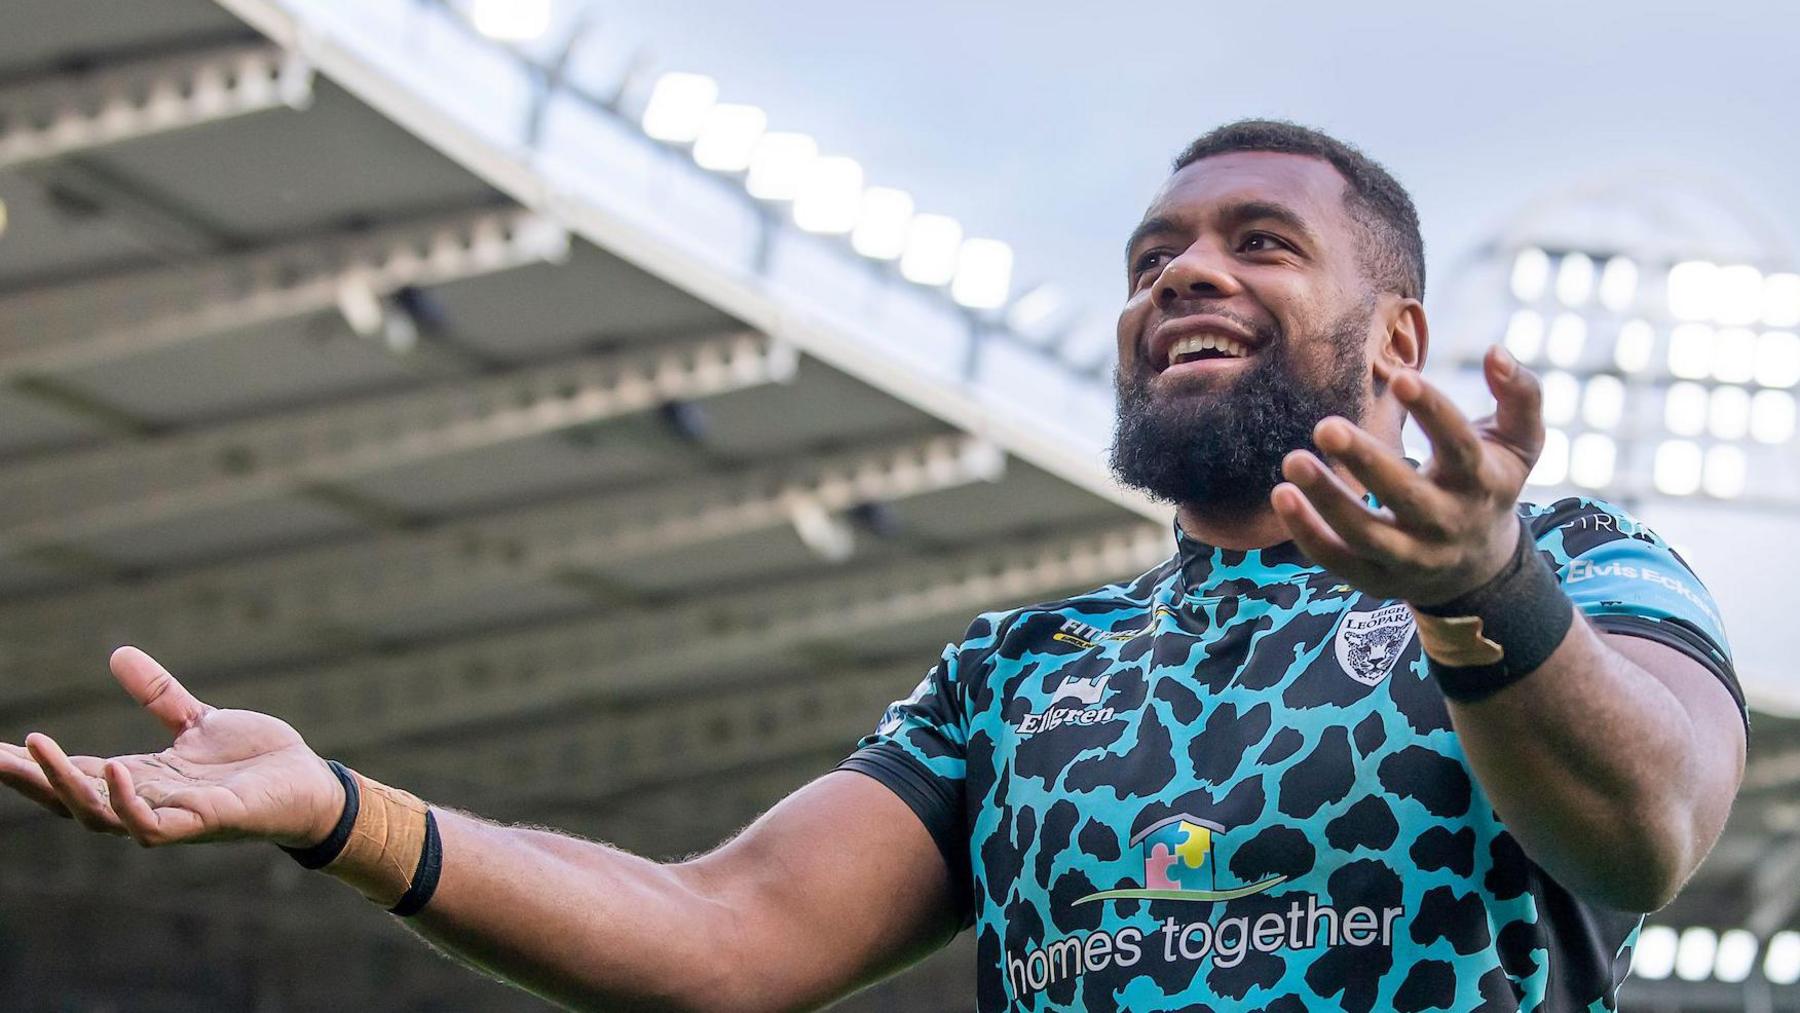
[1240,232,1289,254]
[1132,249,1171,275]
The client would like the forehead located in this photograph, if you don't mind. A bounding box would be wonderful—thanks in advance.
[1141,150,1352,235]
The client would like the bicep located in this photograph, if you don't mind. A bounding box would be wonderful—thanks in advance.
[1604,633,1745,848]
[683,770,963,1012]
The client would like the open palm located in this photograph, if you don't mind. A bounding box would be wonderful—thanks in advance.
[0,647,341,849]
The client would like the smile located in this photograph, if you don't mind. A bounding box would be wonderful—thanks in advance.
[1166,333,1250,368]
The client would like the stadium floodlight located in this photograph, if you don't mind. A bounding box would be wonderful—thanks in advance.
[1006,284,1074,345]
[1704,445,1748,499]
[1633,925,1679,980]
[1675,927,1719,982]
[1598,256,1638,313]
[1751,389,1797,444]
[1504,310,1545,362]
[1709,385,1751,440]
[470,0,552,41]
[1569,433,1615,489]
[899,213,963,286]
[1555,252,1595,306]
[1541,371,1580,425]
[691,103,766,172]
[1510,247,1550,302]
[0,198,8,238]
[1714,328,1757,384]
[745,131,817,200]
[1766,931,1800,985]
[1667,323,1714,380]
[1716,264,1765,326]
[1664,382,1709,437]
[1655,440,1704,496]
[1714,929,1758,983]
[1765,273,1800,327]
[1614,320,1655,374]
[335,276,385,338]
[1756,331,1800,388]
[1528,428,1570,486]
[1582,374,1626,430]
[1668,260,1720,321]
[951,238,1014,310]
[850,187,913,261]
[1546,313,1587,367]
[792,156,864,235]
[642,73,718,143]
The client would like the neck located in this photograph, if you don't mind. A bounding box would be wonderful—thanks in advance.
[1174,458,1375,551]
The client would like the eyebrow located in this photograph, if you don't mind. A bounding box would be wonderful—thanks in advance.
[1123,199,1320,264]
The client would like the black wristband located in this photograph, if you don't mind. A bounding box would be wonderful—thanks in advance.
[279,759,359,869]
[1417,515,1575,702]
[389,810,443,917]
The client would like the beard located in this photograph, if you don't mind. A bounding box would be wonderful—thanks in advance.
[1108,300,1374,518]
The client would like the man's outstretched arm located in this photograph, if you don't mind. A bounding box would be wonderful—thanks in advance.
[0,647,961,1013]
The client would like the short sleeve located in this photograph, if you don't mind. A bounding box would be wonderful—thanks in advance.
[834,639,974,916]
[1527,498,1747,733]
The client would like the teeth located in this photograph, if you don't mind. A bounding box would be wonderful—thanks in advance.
[1167,333,1248,366]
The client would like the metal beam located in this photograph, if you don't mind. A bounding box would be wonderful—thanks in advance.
[0,331,794,553]
[0,433,1002,680]
[14,522,1168,755]
[0,43,313,169]
[0,205,567,381]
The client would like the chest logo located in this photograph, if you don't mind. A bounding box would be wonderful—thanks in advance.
[1016,670,1117,735]
[1075,814,1285,905]
[1333,602,1416,686]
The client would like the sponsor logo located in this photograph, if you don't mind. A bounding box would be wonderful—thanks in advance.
[1333,602,1415,686]
[1005,811,1405,1001]
[1076,813,1284,905]
[1566,558,1721,626]
[1017,669,1116,736]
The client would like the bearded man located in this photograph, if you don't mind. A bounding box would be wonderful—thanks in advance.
[0,120,1746,1012]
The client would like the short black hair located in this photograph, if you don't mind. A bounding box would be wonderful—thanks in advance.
[1172,119,1425,301]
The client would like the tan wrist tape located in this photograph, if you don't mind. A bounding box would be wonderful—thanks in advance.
[323,770,432,909]
[1410,611,1506,667]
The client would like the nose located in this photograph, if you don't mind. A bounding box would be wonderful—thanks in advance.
[1155,242,1241,311]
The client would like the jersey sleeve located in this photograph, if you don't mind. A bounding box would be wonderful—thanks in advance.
[1526,497,1747,733]
[834,635,976,917]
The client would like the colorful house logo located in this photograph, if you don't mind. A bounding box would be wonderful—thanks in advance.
[1074,814,1286,905]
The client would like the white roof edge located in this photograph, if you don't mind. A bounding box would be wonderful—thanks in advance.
[211,0,1165,526]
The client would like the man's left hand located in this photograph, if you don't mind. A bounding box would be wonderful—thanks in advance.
[1271,345,1545,607]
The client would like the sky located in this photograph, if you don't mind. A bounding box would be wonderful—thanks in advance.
[578,0,1800,355]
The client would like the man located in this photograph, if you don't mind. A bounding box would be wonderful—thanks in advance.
[0,120,1746,1012]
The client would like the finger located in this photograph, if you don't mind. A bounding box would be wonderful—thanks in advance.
[1314,417,1455,530]
[1391,370,1484,485]
[1271,482,1376,580]
[106,761,205,846]
[0,741,70,817]
[25,733,126,835]
[1483,346,1545,461]
[1281,451,1415,560]
[110,647,211,736]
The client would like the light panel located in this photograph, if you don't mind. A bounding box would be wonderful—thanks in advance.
[1766,930,1800,985]
[1714,327,1757,384]
[1708,385,1750,440]
[1542,371,1580,425]
[1569,432,1615,489]
[691,103,766,172]
[1716,264,1766,326]
[1613,319,1655,374]
[1704,445,1747,499]
[1555,252,1594,306]
[849,187,913,261]
[1756,330,1800,388]
[1633,925,1678,980]
[1667,323,1714,380]
[745,132,817,200]
[471,0,552,41]
[899,213,963,286]
[1714,929,1758,983]
[951,238,1015,310]
[1750,389,1797,444]
[1510,247,1550,302]
[1664,382,1709,437]
[1546,313,1586,367]
[1668,260,1718,321]
[791,156,864,234]
[642,73,718,143]
[1528,428,1569,486]
[1766,273,1800,327]
[1655,440,1704,496]
[1675,927,1718,982]
[1505,309,1545,362]
[1598,256,1638,313]
[1581,374,1625,430]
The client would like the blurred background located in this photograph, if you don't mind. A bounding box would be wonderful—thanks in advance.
[0,1,1797,1009]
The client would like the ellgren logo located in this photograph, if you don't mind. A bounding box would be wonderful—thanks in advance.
[1016,670,1116,735]
[1075,814,1286,904]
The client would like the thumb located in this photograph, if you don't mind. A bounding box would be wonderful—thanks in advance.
[1484,345,1545,458]
[110,647,211,736]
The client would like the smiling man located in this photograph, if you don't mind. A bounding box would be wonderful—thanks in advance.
[0,120,1747,1012]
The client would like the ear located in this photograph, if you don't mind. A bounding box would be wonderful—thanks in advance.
[1376,298,1428,373]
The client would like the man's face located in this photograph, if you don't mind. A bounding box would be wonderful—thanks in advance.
[1110,151,1381,515]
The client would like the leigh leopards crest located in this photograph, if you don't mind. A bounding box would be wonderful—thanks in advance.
[1333,602,1416,686]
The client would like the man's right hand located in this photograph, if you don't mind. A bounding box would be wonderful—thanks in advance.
[0,646,344,849]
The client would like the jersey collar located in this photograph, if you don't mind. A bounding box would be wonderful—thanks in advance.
[1173,517,1318,599]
